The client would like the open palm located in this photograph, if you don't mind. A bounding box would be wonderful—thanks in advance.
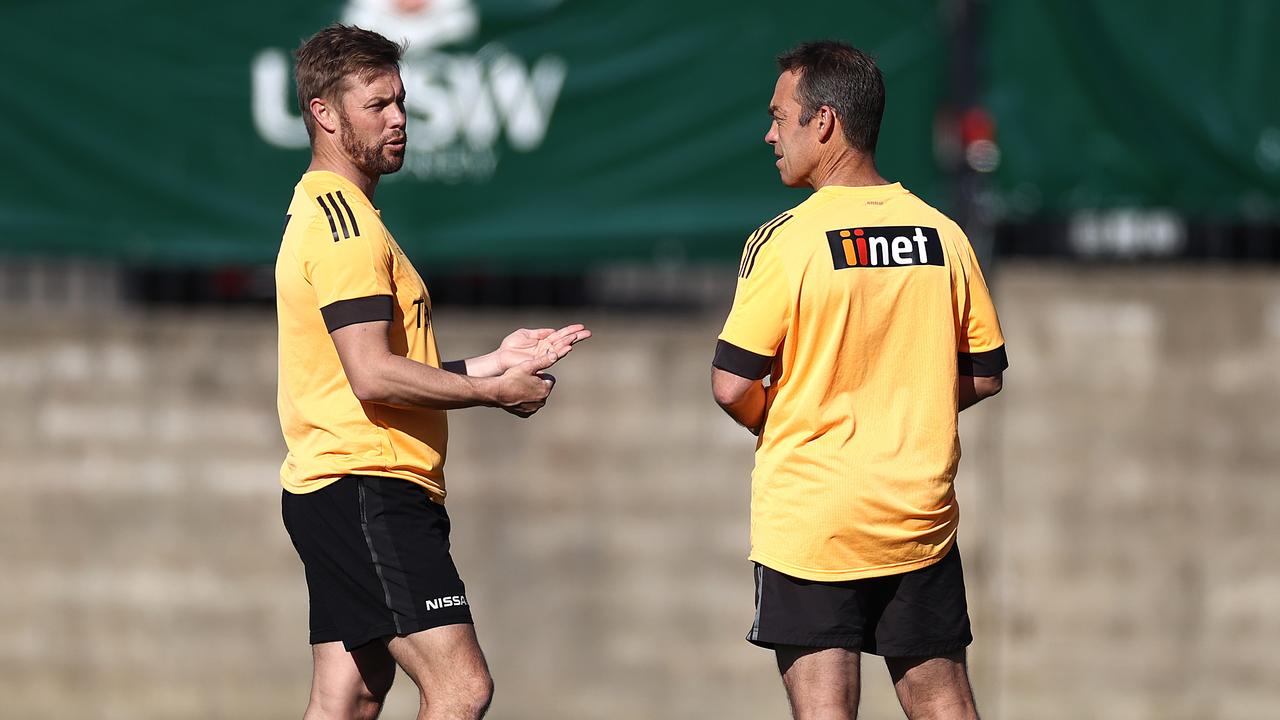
[497,324,591,371]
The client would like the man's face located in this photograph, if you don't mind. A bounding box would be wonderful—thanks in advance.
[765,70,820,188]
[336,69,408,177]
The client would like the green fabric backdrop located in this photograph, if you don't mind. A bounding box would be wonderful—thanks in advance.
[0,0,944,267]
[985,1,1280,220]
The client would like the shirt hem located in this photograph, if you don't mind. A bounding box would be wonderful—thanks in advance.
[749,539,954,582]
[281,470,446,502]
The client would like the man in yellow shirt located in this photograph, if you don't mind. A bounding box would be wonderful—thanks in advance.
[712,42,1006,720]
[277,25,589,720]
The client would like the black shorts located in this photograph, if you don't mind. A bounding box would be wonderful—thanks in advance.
[282,475,473,651]
[748,544,972,657]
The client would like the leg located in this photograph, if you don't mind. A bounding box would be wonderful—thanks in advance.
[885,650,979,720]
[305,641,396,720]
[387,623,494,720]
[775,645,860,720]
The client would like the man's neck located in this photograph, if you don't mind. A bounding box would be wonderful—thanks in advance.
[308,145,378,200]
[809,150,888,191]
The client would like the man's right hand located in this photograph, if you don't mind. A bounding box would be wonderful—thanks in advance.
[494,350,558,417]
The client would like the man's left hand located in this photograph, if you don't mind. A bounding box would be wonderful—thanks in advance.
[497,324,591,373]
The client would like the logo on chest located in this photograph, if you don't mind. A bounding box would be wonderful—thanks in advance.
[825,226,944,269]
[411,297,431,330]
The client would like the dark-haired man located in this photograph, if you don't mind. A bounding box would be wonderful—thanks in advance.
[276,24,588,720]
[711,41,1007,720]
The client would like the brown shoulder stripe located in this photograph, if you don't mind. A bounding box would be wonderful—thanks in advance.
[741,213,792,278]
[315,195,341,242]
[326,193,351,239]
[739,212,789,277]
[740,213,790,277]
[335,191,361,237]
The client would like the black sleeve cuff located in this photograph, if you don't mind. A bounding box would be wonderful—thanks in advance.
[320,294,394,333]
[712,339,773,380]
[958,345,1008,377]
[441,360,468,375]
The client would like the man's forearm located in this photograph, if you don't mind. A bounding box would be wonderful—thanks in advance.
[445,351,503,378]
[362,354,502,408]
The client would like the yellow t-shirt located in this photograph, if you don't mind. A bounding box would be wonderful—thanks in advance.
[276,170,448,499]
[715,182,1007,581]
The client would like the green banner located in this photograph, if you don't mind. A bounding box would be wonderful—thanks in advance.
[985,1,1280,219]
[0,0,945,268]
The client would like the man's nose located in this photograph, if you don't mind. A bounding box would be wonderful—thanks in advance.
[388,104,407,129]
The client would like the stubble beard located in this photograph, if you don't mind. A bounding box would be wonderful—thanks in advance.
[339,116,405,177]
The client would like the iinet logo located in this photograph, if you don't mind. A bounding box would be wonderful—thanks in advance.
[826,226,945,269]
[425,595,469,611]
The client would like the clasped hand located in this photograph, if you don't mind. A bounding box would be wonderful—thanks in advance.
[496,324,591,417]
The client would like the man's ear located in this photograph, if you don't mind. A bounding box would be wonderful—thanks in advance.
[310,97,339,135]
[816,106,838,143]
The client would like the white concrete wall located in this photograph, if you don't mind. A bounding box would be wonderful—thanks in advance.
[1,265,1277,719]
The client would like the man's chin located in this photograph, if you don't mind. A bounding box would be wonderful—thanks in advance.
[383,149,406,174]
[778,172,806,188]
[369,152,405,176]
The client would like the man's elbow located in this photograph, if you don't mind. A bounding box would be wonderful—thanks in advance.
[713,385,744,408]
[346,367,393,404]
[712,372,750,408]
[349,377,384,404]
[978,374,1003,399]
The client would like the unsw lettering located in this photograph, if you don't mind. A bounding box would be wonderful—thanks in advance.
[825,226,945,269]
[425,595,469,611]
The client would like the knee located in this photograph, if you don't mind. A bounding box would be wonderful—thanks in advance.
[308,691,386,720]
[422,669,493,718]
[354,664,395,711]
[350,694,386,720]
[471,671,495,715]
[899,689,977,720]
[459,669,495,716]
[310,670,393,720]
[906,706,978,720]
[354,679,393,720]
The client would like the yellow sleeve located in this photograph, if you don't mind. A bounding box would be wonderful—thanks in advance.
[298,204,395,333]
[715,228,791,379]
[951,232,1008,376]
